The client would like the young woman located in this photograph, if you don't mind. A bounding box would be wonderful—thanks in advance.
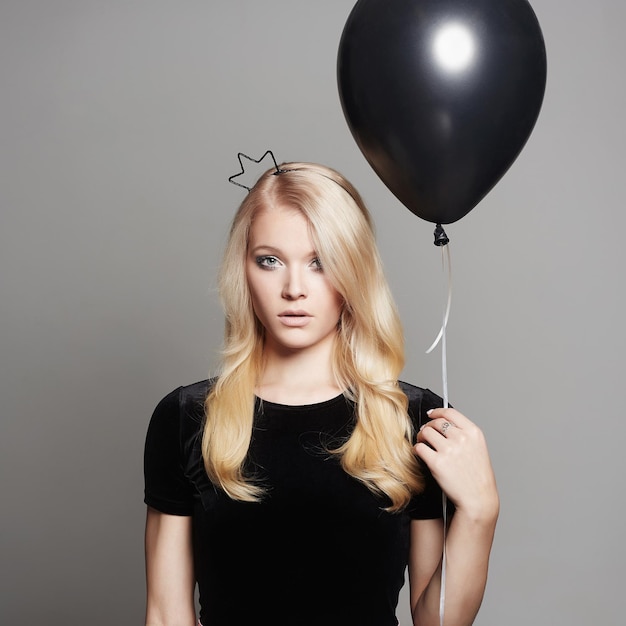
[144,162,499,626]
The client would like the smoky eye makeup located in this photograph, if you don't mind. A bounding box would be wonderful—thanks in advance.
[311,257,323,271]
[252,251,323,271]
[255,255,281,269]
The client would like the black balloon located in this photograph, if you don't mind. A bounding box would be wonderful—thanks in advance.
[337,0,547,225]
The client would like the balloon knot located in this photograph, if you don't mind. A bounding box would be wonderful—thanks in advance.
[433,224,450,246]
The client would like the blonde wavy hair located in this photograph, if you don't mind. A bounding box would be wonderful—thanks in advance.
[203,162,424,511]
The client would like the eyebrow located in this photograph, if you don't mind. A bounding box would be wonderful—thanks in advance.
[249,245,318,257]
[249,245,281,254]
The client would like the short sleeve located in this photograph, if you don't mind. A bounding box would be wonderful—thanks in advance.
[402,384,455,520]
[406,462,447,520]
[143,387,195,516]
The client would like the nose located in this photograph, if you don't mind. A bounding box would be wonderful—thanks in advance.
[282,266,307,300]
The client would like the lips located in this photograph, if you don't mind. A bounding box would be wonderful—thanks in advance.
[278,310,312,327]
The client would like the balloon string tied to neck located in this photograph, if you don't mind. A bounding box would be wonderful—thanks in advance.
[426,234,451,626]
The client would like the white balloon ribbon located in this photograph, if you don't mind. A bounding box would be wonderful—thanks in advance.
[426,242,452,626]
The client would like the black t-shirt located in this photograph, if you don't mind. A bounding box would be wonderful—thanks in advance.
[144,380,445,626]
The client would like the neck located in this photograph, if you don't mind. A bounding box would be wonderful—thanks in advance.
[256,340,342,405]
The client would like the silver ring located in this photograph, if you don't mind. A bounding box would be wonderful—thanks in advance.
[441,421,452,436]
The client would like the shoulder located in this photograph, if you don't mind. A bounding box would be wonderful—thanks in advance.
[148,378,215,436]
[398,381,445,430]
[178,378,214,417]
[399,381,443,406]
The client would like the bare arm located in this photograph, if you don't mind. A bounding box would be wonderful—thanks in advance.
[410,408,499,625]
[145,507,196,626]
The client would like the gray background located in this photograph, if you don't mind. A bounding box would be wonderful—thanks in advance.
[1,1,624,624]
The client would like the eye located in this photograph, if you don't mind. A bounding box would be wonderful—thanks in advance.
[311,257,323,272]
[256,255,281,269]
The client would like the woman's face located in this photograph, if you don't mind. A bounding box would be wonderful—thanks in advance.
[245,205,343,358]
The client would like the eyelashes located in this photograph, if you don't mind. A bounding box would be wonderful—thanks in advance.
[255,255,280,269]
[254,255,324,272]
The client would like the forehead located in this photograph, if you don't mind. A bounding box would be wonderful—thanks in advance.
[248,204,313,246]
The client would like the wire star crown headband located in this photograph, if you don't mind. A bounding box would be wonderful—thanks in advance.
[228,150,358,202]
[228,150,289,192]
